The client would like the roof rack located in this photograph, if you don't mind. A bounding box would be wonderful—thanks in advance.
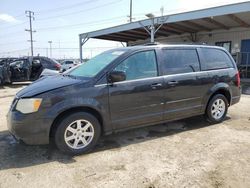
[142,42,160,46]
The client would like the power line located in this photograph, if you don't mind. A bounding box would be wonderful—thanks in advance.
[36,0,123,21]
[36,0,100,14]
[36,16,126,31]
[0,48,29,54]
[0,31,24,38]
[0,21,27,29]
[34,46,119,50]
[0,16,125,38]
[0,40,26,46]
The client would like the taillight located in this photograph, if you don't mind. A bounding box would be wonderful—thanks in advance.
[236,71,240,87]
[55,63,61,70]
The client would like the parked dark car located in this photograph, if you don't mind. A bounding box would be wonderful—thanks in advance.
[9,56,61,82]
[7,44,241,155]
[0,58,13,85]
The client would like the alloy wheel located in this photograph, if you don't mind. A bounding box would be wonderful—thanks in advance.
[64,119,94,149]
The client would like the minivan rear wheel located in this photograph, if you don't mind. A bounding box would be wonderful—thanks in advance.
[54,112,101,155]
[206,94,228,124]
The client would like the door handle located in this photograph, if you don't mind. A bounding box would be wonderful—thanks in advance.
[151,83,162,89]
[168,80,178,86]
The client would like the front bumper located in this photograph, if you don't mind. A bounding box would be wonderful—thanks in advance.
[7,109,51,145]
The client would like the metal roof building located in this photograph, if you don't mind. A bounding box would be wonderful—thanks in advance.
[79,2,250,42]
[79,1,250,79]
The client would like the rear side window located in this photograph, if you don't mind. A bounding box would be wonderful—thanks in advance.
[201,48,233,70]
[162,49,200,75]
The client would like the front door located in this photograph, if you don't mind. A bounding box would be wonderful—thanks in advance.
[108,50,164,129]
[10,60,27,81]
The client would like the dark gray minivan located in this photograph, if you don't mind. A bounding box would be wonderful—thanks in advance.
[7,44,241,154]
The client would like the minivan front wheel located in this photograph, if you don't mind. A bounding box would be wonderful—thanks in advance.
[206,94,228,124]
[54,112,101,155]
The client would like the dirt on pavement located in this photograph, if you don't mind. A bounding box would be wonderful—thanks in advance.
[0,83,249,188]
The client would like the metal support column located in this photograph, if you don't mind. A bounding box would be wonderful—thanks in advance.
[139,16,168,44]
[150,19,155,43]
[79,34,89,63]
[79,37,83,63]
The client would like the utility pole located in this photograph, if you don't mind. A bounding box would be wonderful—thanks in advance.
[160,6,164,17]
[129,0,133,22]
[48,41,52,57]
[25,10,35,57]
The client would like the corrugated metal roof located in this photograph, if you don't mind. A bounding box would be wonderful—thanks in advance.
[79,2,250,43]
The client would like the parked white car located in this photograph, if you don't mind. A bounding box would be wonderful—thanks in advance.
[40,68,59,78]
[61,60,77,72]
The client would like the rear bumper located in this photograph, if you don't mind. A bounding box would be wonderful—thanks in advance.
[7,110,51,145]
[231,95,241,105]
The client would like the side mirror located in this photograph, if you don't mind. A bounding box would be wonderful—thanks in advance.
[108,71,126,83]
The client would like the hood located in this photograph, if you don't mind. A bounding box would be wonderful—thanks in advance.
[17,75,85,98]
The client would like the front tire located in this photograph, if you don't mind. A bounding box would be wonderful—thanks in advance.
[206,94,228,124]
[54,112,101,155]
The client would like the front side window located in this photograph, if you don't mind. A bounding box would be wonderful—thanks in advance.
[162,49,200,75]
[201,48,233,70]
[114,50,157,81]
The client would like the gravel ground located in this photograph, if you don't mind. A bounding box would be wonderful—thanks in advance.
[0,83,249,188]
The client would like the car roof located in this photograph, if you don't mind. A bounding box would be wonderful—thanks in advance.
[109,43,226,51]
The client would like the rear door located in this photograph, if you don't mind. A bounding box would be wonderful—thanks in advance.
[159,48,203,120]
[108,50,164,129]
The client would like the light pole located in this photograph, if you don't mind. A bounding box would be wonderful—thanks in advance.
[145,13,155,43]
[48,41,52,58]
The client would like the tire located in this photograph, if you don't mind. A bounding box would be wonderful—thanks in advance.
[205,94,228,124]
[54,112,101,155]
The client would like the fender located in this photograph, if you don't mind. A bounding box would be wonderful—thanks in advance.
[201,82,232,112]
[45,96,111,128]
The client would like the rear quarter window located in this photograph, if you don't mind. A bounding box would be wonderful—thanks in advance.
[200,48,234,70]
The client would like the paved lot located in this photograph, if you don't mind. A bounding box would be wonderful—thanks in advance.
[0,83,250,188]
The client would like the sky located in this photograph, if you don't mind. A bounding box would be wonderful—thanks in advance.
[0,0,248,59]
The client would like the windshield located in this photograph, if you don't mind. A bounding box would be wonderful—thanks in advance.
[67,50,125,77]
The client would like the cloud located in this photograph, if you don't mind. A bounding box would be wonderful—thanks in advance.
[0,14,19,23]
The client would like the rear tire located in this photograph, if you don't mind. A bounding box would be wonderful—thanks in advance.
[205,94,228,124]
[54,112,101,155]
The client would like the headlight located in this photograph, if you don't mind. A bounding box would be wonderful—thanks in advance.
[15,98,42,114]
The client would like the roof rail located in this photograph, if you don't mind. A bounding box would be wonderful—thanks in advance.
[142,42,160,46]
